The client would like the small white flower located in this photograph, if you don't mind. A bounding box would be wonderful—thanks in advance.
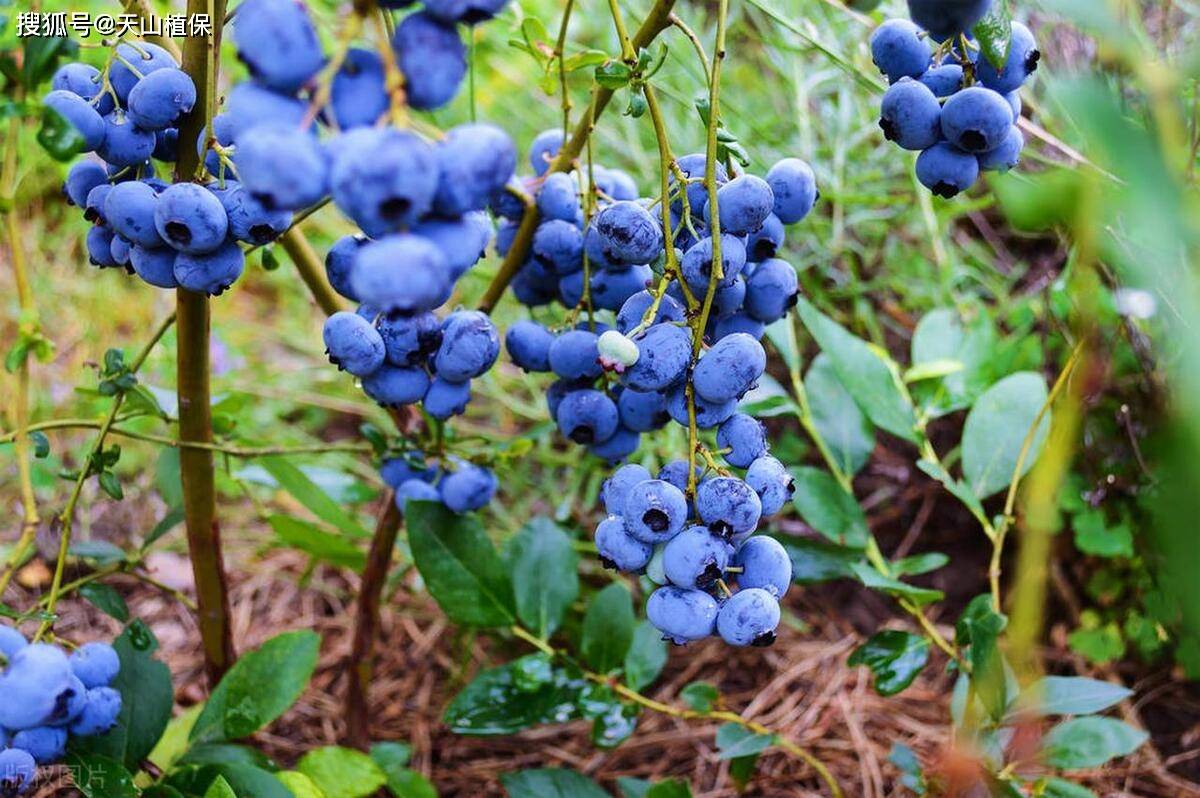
[597,329,640,373]
[1113,288,1156,320]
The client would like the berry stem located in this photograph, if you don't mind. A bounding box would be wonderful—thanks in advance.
[554,0,575,137]
[278,228,347,316]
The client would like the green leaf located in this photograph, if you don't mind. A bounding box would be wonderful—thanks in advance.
[30,430,49,458]
[443,656,585,735]
[257,456,370,539]
[1041,716,1149,769]
[99,470,125,500]
[1067,622,1126,665]
[562,49,608,71]
[680,682,718,712]
[1072,509,1134,558]
[715,723,775,760]
[507,518,578,638]
[1042,777,1099,798]
[371,743,438,798]
[79,582,129,622]
[910,307,996,417]
[916,459,986,520]
[795,298,919,443]
[805,353,875,475]
[500,769,609,798]
[849,562,944,606]
[1018,676,1132,718]
[595,60,633,89]
[888,744,927,795]
[147,705,203,773]
[37,103,86,160]
[297,747,388,798]
[203,776,237,798]
[580,582,634,673]
[407,500,515,628]
[956,595,1009,722]
[789,467,868,549]
[69,621,174,771]
[971,0,1014,70]
[157,448,184,508]
[728,755,758,792]
[190,630,320,744]
[580,684,638,749]
[848,631,930,696]
[772,535,862,584]
[167,764,293,798]
[624,620,667,691]
[961,372,1051,499]
[891,552,949,577]
[617,777,652,798]
[268,514,366,571]
[645,779,692,798]
[177,743,278,770]
[66,752,139,798]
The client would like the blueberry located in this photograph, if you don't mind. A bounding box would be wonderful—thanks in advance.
[589,425,641,463]
[154,183,228,254]
[237,124,329,211]
[623,323,691,392]
[615,290,684,335]
[490,177,533,221]
[109,42,178,103]
[556,389,619,445]
[63,161,107,207]
[102,181,162,248]
[600,464,652,515]
[0,644,75,730]
[712,277,747,318]
[11,726,67,764]
[880,77,943,151]
[69,686,123,736]
[323,311,386,377]
[589,263,653,311]
[919,63,964,97]
[86,226,118,268]
[977,125,1024,172]
[84,184,112,224]
[434,310,500,382]
[665,383,738,429]
[69,642,120,689]
[217,182,293,245]
[717,413,768,468]
[130,245,179,288]
[869,19,932,82]
[663,525,729,589]
[681,234,746,294]
[1006,90,1023,122]
[351,234,450,314]
[532,219,584,274]
[764,158,818,224]
[545,378,579,420]
[671,153,727,218]
[412,213,491,280]
[589,201,663,265]
[197,113,237,178]
[717,587,780,646]
[153,128,179,161]
[745,455,794,516]
[126,68,196,131]
[439,462,497,513]
[224,83,309,142]
[424,0,509,25]
[593,166,639,201]
[617,388,670,432]
[595,515,653,572]
[395,478,440,512]
[657,460,704,495]
[331,48,388,129]
[941,86,1013,154]
[362,365,432,407]
[744,257,799,323]
[330,127,438,235]
[375,311,440,368]
[98,112,156,168]
[0,748,36,795]
[745,213,785,262]
[505,319,555,372]
[712,312,765,342]
[696,476,762,539]
[907,0,994,42]
[528,128,565,176]
[393,11,467,111]
[325,235,366,302]
[692,332,766,404]
[380,455,434,487]
[173,240,245,295]
[512,262,558,307]
[423,376,472,419]
[548,329,601,380]
[232,0,323,92]
[915,142,979,198]
[433,123,517,216]
[42,90,105,152]
[623,479,688,544]
[646,586,718,644]
[735,536,792,598]
[709,175,774,236]
[536,172,580,222]
[0,625,27,658]
[52,62,111,114]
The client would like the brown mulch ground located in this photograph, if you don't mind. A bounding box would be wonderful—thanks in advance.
[22,534,1200,798]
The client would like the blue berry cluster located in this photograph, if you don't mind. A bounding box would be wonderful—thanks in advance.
[597,462,795,647]
[51,44,265,294]
[870,4,1040,198]
[503,130,816,464]
[379,452,497,516]
[0,628,122,795]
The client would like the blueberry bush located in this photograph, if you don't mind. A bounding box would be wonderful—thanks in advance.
[2,0,1198,795]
